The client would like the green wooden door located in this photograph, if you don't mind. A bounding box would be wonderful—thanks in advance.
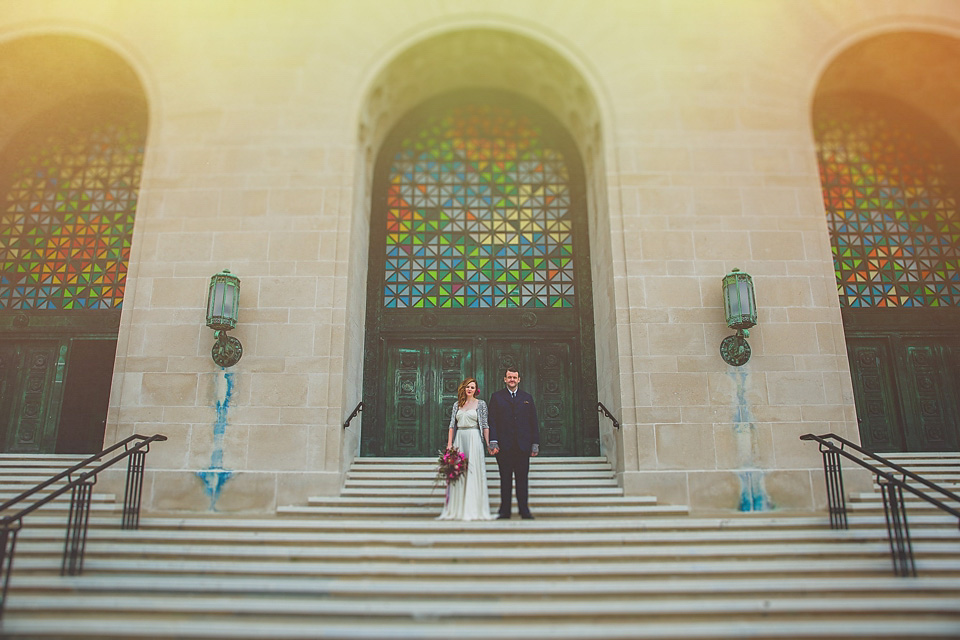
[844,311,960,452]
[378,336,580,457]
[0,334,117,454]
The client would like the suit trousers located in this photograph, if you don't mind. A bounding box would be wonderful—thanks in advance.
[496,450,531,516]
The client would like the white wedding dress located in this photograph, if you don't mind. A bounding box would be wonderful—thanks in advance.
[437,403,495,521]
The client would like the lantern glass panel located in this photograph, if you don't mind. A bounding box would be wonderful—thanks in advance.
[222,284,237,321]
[722,271,756,330]
[206,271,240,330]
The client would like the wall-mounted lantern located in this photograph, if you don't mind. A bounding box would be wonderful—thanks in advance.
[205,269,242,368]
[720,268,756,366]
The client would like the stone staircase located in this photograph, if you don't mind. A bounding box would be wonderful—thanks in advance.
[0,453,958,639]
[279,456,689,519]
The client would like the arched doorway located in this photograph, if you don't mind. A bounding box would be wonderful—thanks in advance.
[360,91,600,457]
[813,33,960,451]
[0,36,147,453]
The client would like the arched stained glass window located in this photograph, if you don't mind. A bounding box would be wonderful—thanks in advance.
[383,103,575,309]
[0,119,145,310]
[814,95,960,308]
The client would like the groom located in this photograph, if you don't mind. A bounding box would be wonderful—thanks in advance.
[488,367,539,519]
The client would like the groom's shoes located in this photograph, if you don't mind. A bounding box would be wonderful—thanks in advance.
[520,511,535,520]
[497,512,511,520]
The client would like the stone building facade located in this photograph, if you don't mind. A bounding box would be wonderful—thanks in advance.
[1,0,958,514]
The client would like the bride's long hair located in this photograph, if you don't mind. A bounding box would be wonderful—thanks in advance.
[457,377,479,407]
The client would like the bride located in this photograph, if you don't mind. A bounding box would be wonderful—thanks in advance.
[437,377,495,521]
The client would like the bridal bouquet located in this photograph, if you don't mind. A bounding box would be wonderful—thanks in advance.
[436,447,468,486]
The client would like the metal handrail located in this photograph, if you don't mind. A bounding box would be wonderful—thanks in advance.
[0,433,166,617]
[0,434,157,515]
[343,401,363,429]
[800,433,960,520]
[800,432,960,577]
[596,402,620,430]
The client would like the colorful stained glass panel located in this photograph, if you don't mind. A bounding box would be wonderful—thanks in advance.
[0,121,144,310]
[384,104,575,309]
[814,97,960,308]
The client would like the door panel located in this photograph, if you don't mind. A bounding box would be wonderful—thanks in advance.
[485,338,576,456]
[56,339,117,453]
[901,340,959,451]
[4,342,67,453]
[846,338,905,452]
[0,343,18,448]
[383,340,472,456]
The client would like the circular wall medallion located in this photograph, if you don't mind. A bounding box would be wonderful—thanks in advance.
[719,335,751,367]
[421,313,439,327]
[519,311,538,328]
[211,335,243,368]
[13,314,28,329]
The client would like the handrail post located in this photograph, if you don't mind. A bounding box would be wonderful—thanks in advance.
[62,476,96,576]
[821,446,848,530]
[879,476,917,577]
[0,522,20,619]
[122,447,147,530]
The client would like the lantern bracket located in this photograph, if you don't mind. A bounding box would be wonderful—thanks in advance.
[720,328,751,367]
[212,330,243,368]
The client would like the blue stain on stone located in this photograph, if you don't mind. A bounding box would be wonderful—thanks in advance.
[730,371,774,512]
[197,371,235,510]
[738,470,773,512]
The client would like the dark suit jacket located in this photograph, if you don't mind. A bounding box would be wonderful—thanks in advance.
[488,388,540,455]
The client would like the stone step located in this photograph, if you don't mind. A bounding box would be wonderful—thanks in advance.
[13,512,960,538]
[347,467,613,481]
[305,495,653,507]
[340,485,624,496]
[1,502,121,517]
[851,490,960,502]
[10,572,960,599]
[276,504,690,518]
[5,620,957,640]
[15,556,960,580]
[880,452,960,459]
[5,593,958,622]
[875,466,960,475]
[11,538,960,566]
[344,477,619,488]
[349,456,611,464]
[0,490,118,503]
[14,523,960,551]
[874,478,960,487]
